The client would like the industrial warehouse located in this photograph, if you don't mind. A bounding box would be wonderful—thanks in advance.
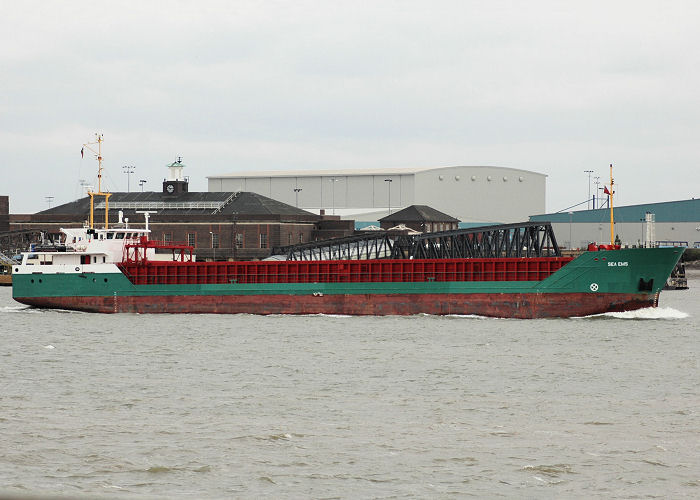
[530,198,700,250]
[207,165,546,224]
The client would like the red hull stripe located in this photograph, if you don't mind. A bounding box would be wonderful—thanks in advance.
[16,292,654,318]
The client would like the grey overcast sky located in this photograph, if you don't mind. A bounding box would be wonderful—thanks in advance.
[1,0,699,214]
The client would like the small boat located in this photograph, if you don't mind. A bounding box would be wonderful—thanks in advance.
[664,262,689,290]
[0,252,14,286]
[0,269,11,286]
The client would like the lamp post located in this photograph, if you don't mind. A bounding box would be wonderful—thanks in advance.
[45,196,54,209]
[384,178,393,214]
[598,187,607,208]
[232,212,238,260]
[593,176,600,209]
[123,165,135,192]
[79,180,93,196]
[139,179,147,192]
[568,211,574,250]
[209,231,215,261]
[293,188,302,208]
[584,170,593,209]
[330,178,340,215]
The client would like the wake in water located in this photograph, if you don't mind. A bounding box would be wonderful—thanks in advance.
[444,314,496,320]
[581,307,689,320]
[299,313,353,318]
[0,305,84,314]
[0,304,35,313]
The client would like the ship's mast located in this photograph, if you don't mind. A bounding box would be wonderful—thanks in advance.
[609,163,614,245]
[82,133,112,229]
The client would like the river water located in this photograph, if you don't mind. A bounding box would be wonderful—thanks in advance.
[1,274,698,499]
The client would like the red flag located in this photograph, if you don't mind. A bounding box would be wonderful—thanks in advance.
[603,186,611,195]
[80,147,84,158]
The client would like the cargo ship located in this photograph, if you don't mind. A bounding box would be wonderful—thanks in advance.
[10,217,683,318]
[10,144,684,318]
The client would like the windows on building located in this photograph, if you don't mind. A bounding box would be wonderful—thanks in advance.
[260,233,268,248]
[187,233,196,247]
[163,232,172,243]
[235,233,243,249]
[211,233,219,249]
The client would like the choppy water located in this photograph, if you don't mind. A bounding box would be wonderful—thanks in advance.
[1,274,699,499]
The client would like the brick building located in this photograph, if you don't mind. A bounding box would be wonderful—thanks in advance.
[379,205,460,233]
[0,196,9,233]
[3,190,354,261]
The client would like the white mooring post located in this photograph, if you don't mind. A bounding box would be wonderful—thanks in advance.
[644,212,655,248]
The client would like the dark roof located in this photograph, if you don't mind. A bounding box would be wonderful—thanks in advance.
[379,205,460,223]
[225,192,312,216]
[38,191,314,217]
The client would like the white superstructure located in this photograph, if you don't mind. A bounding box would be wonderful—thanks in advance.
[15,226,152,276]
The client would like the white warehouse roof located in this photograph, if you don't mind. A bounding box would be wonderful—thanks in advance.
[207,165,544,179]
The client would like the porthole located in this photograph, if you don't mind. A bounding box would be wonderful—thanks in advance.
[519,176,524,182]
[14,268,18,272]
[487,176,492,181]
[471,175,476,181]
[455,175,460,181]
[30,279,34,283]
[38,279,42,283]
[104,278,108,282]
[438,175,444,181]
[93,278,96,282]
[503,176,508,181]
